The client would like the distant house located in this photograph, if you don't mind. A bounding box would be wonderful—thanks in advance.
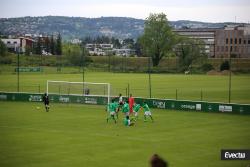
[27,35,52,55]
[20,37,34,53]
[85,43,135,56]
[1,37,34,53]
[1,38,20,52]
[99,44,113,50]
[86,43,113,56]
[71,39,82,44]
[113,49,135,57]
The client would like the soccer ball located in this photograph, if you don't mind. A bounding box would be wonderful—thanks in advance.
[36,106,40,110]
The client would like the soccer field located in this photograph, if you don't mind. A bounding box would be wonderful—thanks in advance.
[0,101,249,167]
[0,71,250,104]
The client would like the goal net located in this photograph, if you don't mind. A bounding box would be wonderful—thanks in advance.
[46,80,110,104]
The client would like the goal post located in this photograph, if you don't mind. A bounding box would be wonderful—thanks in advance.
[46,80,111,104]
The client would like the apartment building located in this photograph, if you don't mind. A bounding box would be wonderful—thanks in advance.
[174,25,250,58]
[174,28,216,57]
[215,25,250,58]
[1,37,34,53]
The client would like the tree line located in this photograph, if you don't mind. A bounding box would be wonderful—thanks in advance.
[139,13,207,71]
[26,33,62,56]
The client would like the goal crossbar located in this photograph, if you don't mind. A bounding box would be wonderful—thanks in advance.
[47,80,109,85]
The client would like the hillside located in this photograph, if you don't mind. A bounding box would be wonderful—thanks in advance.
[0,16,238,40]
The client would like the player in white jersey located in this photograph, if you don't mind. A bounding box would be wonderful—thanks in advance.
[117,93,124,113]
[118,93,123,105]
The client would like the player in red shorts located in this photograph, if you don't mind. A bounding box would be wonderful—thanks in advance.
[128,94,134,115]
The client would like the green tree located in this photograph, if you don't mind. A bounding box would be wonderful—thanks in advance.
[122,38,135,49]
[56,33,62,55]
[50,35,55,55]
[45,37,50,53]
[0,39,7,57]
[135,38,142,56]
[111,37,121,48]
[176,38,207,72]
[220,60,230,71]
[25,45,32,56]
[140,13,177,66]
[82,36,92,45]
[0,39,12,64]
[35,37,42,55]
[63,44,91,66]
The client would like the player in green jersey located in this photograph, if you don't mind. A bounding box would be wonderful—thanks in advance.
[133,103,141,120]
[123,116,135,126]
[142,101,154,122]
[122,101,129,116]
[113,101,119,119]
[106,100,117,123]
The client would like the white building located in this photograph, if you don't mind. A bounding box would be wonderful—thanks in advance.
[85,43,135,57]
[113,49,135,57]
[71,39,82,44]
[99,44,113,49]
[1,37,34,53]
[1,38,20,52]
[86,43,113,56]
[174,28,216,57]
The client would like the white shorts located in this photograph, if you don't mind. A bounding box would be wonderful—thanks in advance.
[110,111,116,116]
[123,112,129,116]
[144,111,151,116]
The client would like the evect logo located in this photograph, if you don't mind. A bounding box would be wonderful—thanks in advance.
[153,100,165,109]
[221,150,250,160]
[225,152,245,159]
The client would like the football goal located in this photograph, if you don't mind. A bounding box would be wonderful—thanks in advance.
[46,80,111,104]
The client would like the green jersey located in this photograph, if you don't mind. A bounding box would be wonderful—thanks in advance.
[107,103,116,112]
[142,103,150,112]
[114,102,119,110]
[122,103,129,113]
[123,118,129,126]
[133,104,141,112]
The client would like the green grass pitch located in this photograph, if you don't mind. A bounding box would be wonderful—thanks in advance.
[0,101,249,167]
[0,71,250,104]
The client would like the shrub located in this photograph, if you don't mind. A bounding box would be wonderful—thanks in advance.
[0,56,12,64]
[0,39,7,57]
[220,61,230,71]
[201,63,214,72]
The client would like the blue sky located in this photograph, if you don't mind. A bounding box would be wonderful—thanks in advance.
[0,0,249,22]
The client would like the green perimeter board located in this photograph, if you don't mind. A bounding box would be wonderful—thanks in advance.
[0,92,249,114]
[14,67,43,72]
[0,92,107,105]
